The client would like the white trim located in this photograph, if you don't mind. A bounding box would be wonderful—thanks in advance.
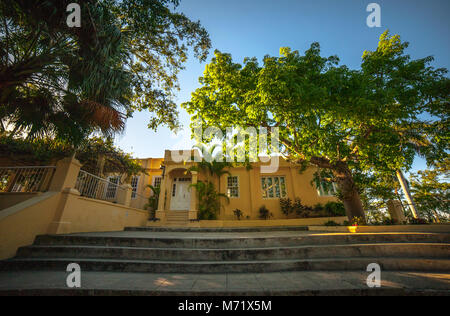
[317,182,337,197]
[131,176,140,199]
[105,176,120,199]
[152,176,162,188]
[226,175,240,198]
[261,176,288,199]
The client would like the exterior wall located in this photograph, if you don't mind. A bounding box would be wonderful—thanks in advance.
[129,158,163,210]
[157,151,339,220]
[0,192,61,260]
[216,163,338,220]
[0,157,149,260]
[0,190,149,260]
[0,192,41,210]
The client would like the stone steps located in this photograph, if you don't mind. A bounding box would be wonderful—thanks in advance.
[1,230,449,274]
[15,243,450,261]
[2,257,449,273]
[129,226,310,233]
[31,233,450,249]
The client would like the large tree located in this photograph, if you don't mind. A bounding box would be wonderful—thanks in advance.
[0,0,210,143]
[182,31,449,221]
[410,158,450,222]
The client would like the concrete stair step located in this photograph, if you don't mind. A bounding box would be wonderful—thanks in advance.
[33,233,450,249]
[127,226,310,233]
[16,243,450,261]
[2,257,449,273]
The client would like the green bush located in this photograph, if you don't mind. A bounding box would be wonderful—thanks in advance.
[259,206,273,220]
[324,220,341,226]
[233,209,243,220]
[324,202,346,217]
[193,181,229,220]
[280,198,293,217]
[409,217,429,225]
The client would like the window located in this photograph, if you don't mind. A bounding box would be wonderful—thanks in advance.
[106,176,120,199]
[317,181,337,197]
[152,176,162,188]
[227,176,239,198]
[261,176,287,198]
[172,183,177,197]
[131,176,140,199]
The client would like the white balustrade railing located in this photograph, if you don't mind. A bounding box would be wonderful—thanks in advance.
[0,166,56,193]
[75,170,126,202]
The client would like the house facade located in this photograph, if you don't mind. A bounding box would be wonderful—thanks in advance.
[134,150,339,221]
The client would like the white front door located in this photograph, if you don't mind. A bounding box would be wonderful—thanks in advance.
[170,178,191,211]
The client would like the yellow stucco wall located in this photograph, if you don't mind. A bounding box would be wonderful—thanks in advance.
[0,192,61,259]
[156,152,339,220]
[0,192,42,210]
[0,190,149,260]
[213,164,338,220]
[129,158,163,210]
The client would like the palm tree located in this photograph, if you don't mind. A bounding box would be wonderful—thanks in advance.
[144,185,161,220]
[0,1,132,144]
[188,144,233,195]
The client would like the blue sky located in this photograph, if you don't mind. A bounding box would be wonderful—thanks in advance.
[115,0,450,172]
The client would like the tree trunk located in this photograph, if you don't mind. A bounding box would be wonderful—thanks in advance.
[396,170,419,219]
[334,163,366,223]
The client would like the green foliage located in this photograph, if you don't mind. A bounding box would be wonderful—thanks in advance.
[258,206,273,220]
[279,198,346,219]
[188,144,232,181]
[182,30,449,221]
[410,158,450,222]
[233,209,243,220]
[324,202,346,217]
[0,133,144,176]
[408,217,430,225]
[1,0,211,144]
[0,132,72,163]
[324,221,341,227]
[191,180,229,220]
[279,198,293,217]
[348,217,366,226]
[145,185,161,219]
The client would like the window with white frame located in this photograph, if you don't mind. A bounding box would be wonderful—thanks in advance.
[227,176,239,198]
[106,176,120,199]
[152,176,162,188]
[261,176,287,199]
[317,181,338,197]
[131,176,140,199]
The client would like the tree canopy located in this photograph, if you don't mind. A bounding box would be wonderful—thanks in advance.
[0,0,211,144]
[182,31,449,221]
[0,133,144,176]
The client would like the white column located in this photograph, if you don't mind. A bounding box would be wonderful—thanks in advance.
[189,171,198,220]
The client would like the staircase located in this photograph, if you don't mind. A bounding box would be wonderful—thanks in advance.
[1,228,449,274]
[163,211,189,227]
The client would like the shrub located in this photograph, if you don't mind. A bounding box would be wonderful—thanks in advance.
[350,217,366,226]
[324,202,346,217]
[193,181,229,220]
[324,220,341,226]
[233,209,243,220]
[280,198,293,217]
[409,218,429,225]
[259,206,273,220]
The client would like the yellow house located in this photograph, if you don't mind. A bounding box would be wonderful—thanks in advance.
[128,157,164,210]
[135,150,339,222]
